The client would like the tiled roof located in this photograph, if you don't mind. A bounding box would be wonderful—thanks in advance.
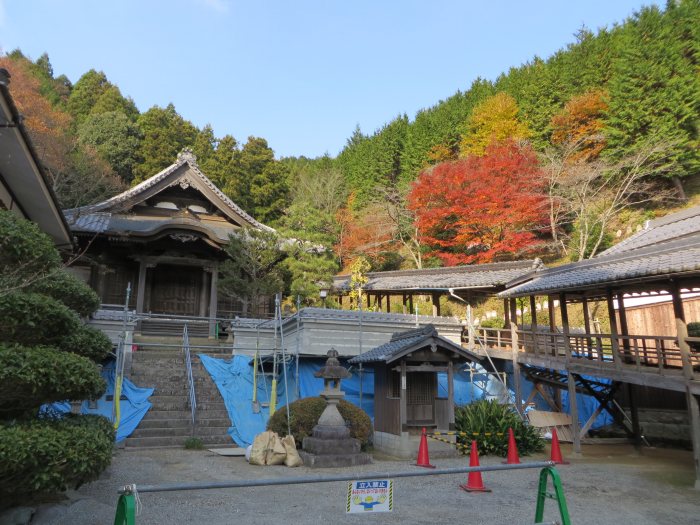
[501,205,700,297]
[64,151,273,235]
[349,324,480,364]
[282,307,462,329]
[333,259,542,292]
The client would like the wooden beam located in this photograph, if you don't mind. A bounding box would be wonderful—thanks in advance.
[627,382,641,449]
[687,390,700,490]
[618,292,631,357]
[432,293,441,317]
[581,296,593,358]
[448,361,455,429]
[510,298,522,413]
[208,267,218,339]
[559,293,571,360]
[606,289,623,370]
[671,281,694,380]
[504,298,511,329]
[568,371,581,455]
[386,293,391,313]
[400,360,407,432]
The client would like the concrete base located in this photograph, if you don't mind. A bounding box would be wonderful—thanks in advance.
[298,450,372,468]
[373,430,460,459]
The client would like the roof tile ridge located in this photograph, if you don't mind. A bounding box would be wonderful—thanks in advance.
[361,259,537,278]
[186,161,275,232]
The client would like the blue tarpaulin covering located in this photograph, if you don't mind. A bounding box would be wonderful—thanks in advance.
[46,362,154,443]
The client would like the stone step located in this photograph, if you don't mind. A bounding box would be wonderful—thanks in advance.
[137,417,230,429]
[125,434,233,448]
[149,400,227,411]
[130,425,231,438]
[141,409,230,420]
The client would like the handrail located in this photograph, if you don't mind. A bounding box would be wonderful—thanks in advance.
[182,324,197,427]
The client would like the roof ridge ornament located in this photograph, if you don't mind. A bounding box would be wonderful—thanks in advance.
[177,148,198,166]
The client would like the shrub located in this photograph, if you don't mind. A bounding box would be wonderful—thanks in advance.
[687,322,700,338]
[479,318,505,329]
[267,397,372,449]
[184,437,204,450]
[0,415,114,504]
[0,210,60,294]
[454,399,544,457]
[30,271,100,317]
[0,293,80,347]
[62,325,113,362]
[0,344,106,417]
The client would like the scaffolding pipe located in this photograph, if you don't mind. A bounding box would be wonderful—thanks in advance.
[119,461,554,494]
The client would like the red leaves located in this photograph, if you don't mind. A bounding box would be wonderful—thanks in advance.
[407,141,548,265]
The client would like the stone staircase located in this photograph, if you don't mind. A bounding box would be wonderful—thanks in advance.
[125,335,235,448]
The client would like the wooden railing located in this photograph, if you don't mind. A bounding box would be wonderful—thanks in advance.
[473,327,698,379]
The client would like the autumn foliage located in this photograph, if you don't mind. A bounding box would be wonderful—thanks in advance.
[408,141,548,265]
[551,89,608,160]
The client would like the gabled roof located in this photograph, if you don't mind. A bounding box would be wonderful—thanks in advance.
[500,205,700,297]
[0,68,72,249]
[348,324,481,364]
[64,150,273,243]
[333,259,543,293]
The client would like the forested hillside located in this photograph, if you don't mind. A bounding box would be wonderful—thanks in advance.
[2,1,699,293]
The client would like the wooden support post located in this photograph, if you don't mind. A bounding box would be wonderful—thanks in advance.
[386,293,391,313]
[199,269,209,317]
[606,289,623,369]
[400,360,407,433]
[432,293,440,317]
[503,298,511,328]
[510,299,522,413]
[568,372,581,456]
[627,383,641,450]
[447,361,455,429]
[134,259,148,335]
[402,294,407,314]
[208,267,218,339]
[618,292,631,360]
[582,296,593,359]
[548,295,556,357]
[530,295,538,352]
[559,293,571,359]
[687,390,700,490]
[408,294,414,316]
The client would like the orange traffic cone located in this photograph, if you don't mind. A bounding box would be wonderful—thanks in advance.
[502,427,521,465]
[459,440,491,492]
[415,427,435,468]
[550,427,569,465]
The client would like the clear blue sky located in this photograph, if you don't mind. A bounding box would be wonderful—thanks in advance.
[0,0,659,159]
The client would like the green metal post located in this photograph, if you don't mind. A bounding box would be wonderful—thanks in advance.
[534,466,571,525]
[113,493,136,525]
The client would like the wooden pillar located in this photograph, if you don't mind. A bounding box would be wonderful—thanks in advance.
[509,298,522,413]
[670,281,700,489]
[618,292,631,360]
[582,296,593,358]
[559,293,571,359]
[199,269,209,317]
[385,293,391,313]
[135,259,148,335]
[627,382,641,450]
[402,294,407,314]
[377,293,382,311]
[208,267,218,339]
[606,289,622,369]
[548,295,557,357]
[503,299,511,328]
[432,293,440,317]
[400,360,407,433]
[568,372,581,456]
[530,295,538,353]
[408,294,414,315]
[447,361,455,429]
[466,302,475,350]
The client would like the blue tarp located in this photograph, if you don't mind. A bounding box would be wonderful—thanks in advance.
[45,362,154,443]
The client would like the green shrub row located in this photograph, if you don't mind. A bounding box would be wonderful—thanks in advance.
[0,293,111,361]
[0,415,114,502]
[29,271,101,317]
[267,397,373,449]
[0,344,106,417]
[454,399,544,457]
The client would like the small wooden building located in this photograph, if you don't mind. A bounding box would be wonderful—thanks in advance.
[349,324,482,457]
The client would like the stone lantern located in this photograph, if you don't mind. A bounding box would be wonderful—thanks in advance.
[299,348,372,468]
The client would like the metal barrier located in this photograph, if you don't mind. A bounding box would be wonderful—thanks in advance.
[113,461,571,524]
[182,324,197,427]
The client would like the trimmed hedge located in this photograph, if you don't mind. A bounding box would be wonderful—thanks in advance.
[30,271,100,317]
[62,325,112,362]
[0,344,106,416]
[0,210,60,294]
[0,415,114,503]
[0,292,80,347]
[454,399,544,457]
[267,397,372,449]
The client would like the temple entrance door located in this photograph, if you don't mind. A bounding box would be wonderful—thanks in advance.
[149,264,202,316]
[406,372,436,426]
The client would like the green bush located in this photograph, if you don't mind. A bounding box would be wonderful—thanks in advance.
[0,415,114,503]
[62,325,113,362]
[0,292,80,347]
[479,318,505,329]
[0,210,60,294]
[267,397,372,449]
[454,399,544,457]
[0,344,106,417]
[184,437,204,450]
[687,322,700,338]
[30,271,100,317]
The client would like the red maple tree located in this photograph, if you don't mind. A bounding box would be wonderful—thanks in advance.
[407,141,548,265]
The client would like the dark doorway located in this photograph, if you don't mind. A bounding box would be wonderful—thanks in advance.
[149,265,202,315]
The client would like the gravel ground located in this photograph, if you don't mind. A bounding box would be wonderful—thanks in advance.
[20,443,700,525]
